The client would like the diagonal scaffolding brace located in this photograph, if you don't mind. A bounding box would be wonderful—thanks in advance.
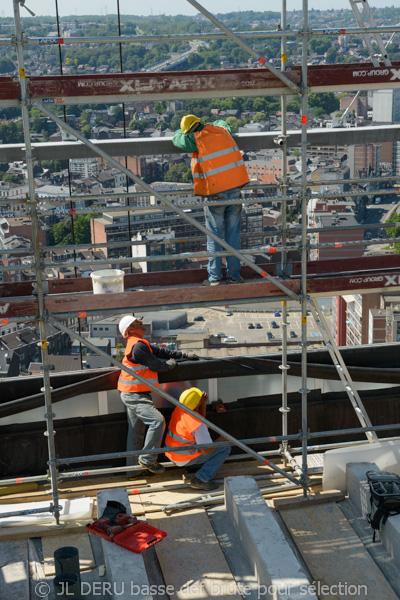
[308,298,378,443]
[185,0,301,95]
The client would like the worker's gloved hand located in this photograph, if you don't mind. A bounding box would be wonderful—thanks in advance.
[185,353,199,360]
[166,358,177,369]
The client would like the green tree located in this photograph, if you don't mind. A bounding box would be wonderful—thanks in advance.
[1,173,20,184]
[111,105,123,121]
[225,116,244,133]
[386,212,400,253]
[128,118,148,133]
[81,124,92,138]
[308,93,339,114]
[155,101,167,115]
[308,36,331,55]
[170,110,187,132]
[115,343,125,362]
[253,112,267,122]
[164,163,192,183]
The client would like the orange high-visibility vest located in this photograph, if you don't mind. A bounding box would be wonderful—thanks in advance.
[117,336,160,393]
[191,125,249,196]
[165,407,203,463]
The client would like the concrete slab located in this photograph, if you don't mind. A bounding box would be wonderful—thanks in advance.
[97,487,153,600]
[281,501,399,600]
[224,476,318,600]
[146,508,242,599]
[323,440,400,492]
[0,539,29,600]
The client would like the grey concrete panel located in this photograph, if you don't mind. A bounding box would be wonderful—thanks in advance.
[346,463,400,572]
[224,476,318,600]
[97,487,153,600]
[346,461,377,518]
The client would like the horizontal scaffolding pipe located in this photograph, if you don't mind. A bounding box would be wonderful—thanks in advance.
[1,433,399,489]
[0,505,58,519]
[55,422,400,467]
[6,24,399,47]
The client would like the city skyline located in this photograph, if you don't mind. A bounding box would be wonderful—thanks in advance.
[1,0,396,19]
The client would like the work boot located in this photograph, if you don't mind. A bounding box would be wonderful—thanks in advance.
[138,459,165,474]
[189,476,219,491]
[226,276,244,284]
[203,279,222,286]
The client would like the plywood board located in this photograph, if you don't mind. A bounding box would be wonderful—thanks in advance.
[281,502,398,600]
[42,531,95,576]
[147,509,241,599]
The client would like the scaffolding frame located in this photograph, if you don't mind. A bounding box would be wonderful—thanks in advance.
[2,0,400,518]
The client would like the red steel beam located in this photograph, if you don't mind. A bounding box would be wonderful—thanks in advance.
[2,268,400,319]
[2,63,400,105]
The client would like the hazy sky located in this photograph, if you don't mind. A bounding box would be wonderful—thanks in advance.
[1,0,396,18]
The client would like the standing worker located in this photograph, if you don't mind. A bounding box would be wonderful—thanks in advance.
[118,315,198,478]
[173,115,249,286]
[165,387,231,490]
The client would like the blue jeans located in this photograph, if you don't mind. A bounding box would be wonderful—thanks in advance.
[185,445,231,482]
[120,392,165,474]
[205,187,242,282]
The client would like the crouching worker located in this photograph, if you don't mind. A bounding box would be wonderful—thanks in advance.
[165,387,230,491]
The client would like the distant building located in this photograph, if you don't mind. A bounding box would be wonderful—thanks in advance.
[372,89,400,123]
[311,211,364,261]
[70,157,99,178]
[348,144,381,178]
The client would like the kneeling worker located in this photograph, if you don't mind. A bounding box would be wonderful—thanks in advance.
[165,387,230,491]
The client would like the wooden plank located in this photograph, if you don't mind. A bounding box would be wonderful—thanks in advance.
[272,490,344,510]
[147,509,242,599]
[42,531,95,576]
[0,539,29,600]
[281,502,398,600]
[0,520,88,541]
[0,478,149,504]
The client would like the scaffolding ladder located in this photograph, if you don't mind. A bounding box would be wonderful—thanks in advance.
[308,298,378,443]
[350,0,392,67]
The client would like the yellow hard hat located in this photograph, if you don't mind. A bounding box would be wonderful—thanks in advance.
[180,114,200,135]
[179,387,203,410]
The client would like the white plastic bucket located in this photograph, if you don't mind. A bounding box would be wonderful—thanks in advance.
[90,269,124,294]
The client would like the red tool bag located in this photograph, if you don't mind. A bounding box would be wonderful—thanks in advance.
[87,500,167,553]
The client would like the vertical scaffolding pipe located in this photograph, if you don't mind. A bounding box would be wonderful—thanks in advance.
[300,0,310,495]
[280,0,289,276]
[279,0,290,462]
[12,0,60,523]
[280,300,290,459]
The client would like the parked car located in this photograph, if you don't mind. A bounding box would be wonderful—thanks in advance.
[290,330,297,338]
[255,323,262,329]
[223,336,237,342]
[226,311,233,316]
[271,321,279,329]
[194,316,204,321]
[274,311,281,317]
[267,331,274,340]
[248,323,255,329]
[218,332,225,338]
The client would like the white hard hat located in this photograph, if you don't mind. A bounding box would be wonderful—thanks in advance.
[119,315,138,338]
